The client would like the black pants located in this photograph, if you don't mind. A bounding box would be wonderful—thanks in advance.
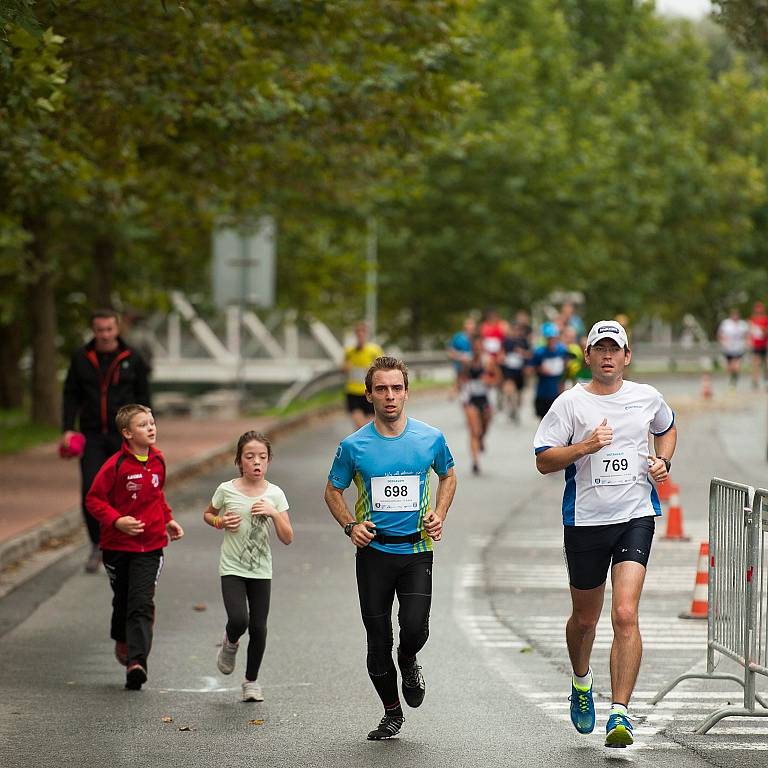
[356,547,433,677]
[221,575,271,681]
[102,549,164,670]
[81,432,123,544]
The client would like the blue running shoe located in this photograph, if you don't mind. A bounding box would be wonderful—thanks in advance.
[569,681,595,734]
[605,712,634,748]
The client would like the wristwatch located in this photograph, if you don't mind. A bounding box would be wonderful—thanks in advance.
[657,456,671,472]
[344,521,358,537]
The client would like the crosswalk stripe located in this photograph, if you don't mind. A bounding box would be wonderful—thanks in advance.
[458,608,768,753]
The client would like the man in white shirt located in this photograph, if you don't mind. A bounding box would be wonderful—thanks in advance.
[533,320,677,748]
[717,308,749,388]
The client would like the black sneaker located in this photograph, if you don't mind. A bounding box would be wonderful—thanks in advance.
[400,660,425,708]
[125,663,147,690]
[367,715,404,740]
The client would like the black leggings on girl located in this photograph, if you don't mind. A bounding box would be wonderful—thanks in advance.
[221,575,271,681]
[356,547,433,713]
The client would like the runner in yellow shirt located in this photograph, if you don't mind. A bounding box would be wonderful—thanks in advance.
[344,321,383,429]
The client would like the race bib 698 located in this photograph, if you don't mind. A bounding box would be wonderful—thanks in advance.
[371,475,420,512]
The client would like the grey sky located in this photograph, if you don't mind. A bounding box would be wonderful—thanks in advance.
[656,0,712,18]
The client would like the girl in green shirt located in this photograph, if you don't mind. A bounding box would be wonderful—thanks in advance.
[203,431,293,702]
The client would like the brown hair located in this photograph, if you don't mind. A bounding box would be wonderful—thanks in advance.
[91,308,120,324]
[364,356,409,393]
[235,431,273,475]
[116,404,152,434]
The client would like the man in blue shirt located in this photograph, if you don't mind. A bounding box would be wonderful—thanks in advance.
[529,322,573,418]
[447,316,475,397]
[324,356,457,741]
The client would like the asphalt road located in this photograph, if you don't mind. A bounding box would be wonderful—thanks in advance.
[1,376,766,767]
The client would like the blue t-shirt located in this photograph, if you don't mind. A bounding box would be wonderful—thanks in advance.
[449,331,472,372]
[530,343,571,399]
[328,418,455,554]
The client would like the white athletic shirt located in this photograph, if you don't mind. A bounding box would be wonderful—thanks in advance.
[718,317,749,355]
[533,381,674,526]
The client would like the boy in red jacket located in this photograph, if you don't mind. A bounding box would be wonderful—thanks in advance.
[86,404,184,690]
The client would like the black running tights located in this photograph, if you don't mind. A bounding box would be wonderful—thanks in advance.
[356,546,433,708]
[221,575,271,681]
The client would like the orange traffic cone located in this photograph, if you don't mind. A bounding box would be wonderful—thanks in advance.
[679,542,709,619]
[656,478,672,504]
[701,373,713,399]
[663,482,690,540]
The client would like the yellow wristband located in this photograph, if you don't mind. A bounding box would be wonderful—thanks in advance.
[212,515,221,529]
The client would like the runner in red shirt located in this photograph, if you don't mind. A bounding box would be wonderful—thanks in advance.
[480,309,505,357]
[749,301,768,390]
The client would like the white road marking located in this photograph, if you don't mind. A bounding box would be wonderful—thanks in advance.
[158,678,312,693]
[454,570,768,754]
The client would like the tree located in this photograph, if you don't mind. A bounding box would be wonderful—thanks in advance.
[2,1,477,420]
[712,0,768,56]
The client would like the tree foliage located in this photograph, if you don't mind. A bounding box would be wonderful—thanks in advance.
[3,0,768,416]
[712,0,768,56]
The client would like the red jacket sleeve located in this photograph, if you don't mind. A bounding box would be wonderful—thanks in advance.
[160,492,173,524]
[85,459,122,528]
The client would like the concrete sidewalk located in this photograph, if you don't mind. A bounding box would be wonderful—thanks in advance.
[0,405,341,576]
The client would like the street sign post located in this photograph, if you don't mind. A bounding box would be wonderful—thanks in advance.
[212,215,276,310]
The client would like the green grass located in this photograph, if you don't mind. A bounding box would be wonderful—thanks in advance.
[0,409,60,455]
[258,378,450,420]
[259,388,344,418]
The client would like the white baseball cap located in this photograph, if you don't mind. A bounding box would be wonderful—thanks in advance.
[587,320,629,349]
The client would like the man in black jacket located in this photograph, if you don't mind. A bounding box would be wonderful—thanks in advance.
[60,309,151,572]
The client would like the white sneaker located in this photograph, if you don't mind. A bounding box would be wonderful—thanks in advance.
[216,634,238,675]
[241,680,264,702]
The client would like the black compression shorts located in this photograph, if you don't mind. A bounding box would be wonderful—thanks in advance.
[466,395,490,411]
[501,367,525,389]
[563,516,655,590]
[346,393,374,415]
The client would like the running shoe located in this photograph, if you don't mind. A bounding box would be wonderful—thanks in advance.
[241,680,264,702]
[400,660,425,708]
[125,663,147,690]
[604,712,634,748]
[114,641,128,667]
[569,681,595,734]
[367,715,404,740]
[217,633,238,675]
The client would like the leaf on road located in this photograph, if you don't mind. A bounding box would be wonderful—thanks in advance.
[193,603,207,612]
[519,646,533,654]
[161,716,173,723]
[178,725,195,731]
[249,719,264,726]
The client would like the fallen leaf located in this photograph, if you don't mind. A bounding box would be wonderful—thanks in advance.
[193,603,207,612]
[178,726,195,731]
[248,719,264,726]
[519,646,533,654]
[161,716,173,723]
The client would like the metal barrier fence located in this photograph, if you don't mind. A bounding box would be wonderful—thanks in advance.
[651,479,768,733]
[749,489,768,696]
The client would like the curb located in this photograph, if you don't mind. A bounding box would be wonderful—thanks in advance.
[0,402,343,575]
